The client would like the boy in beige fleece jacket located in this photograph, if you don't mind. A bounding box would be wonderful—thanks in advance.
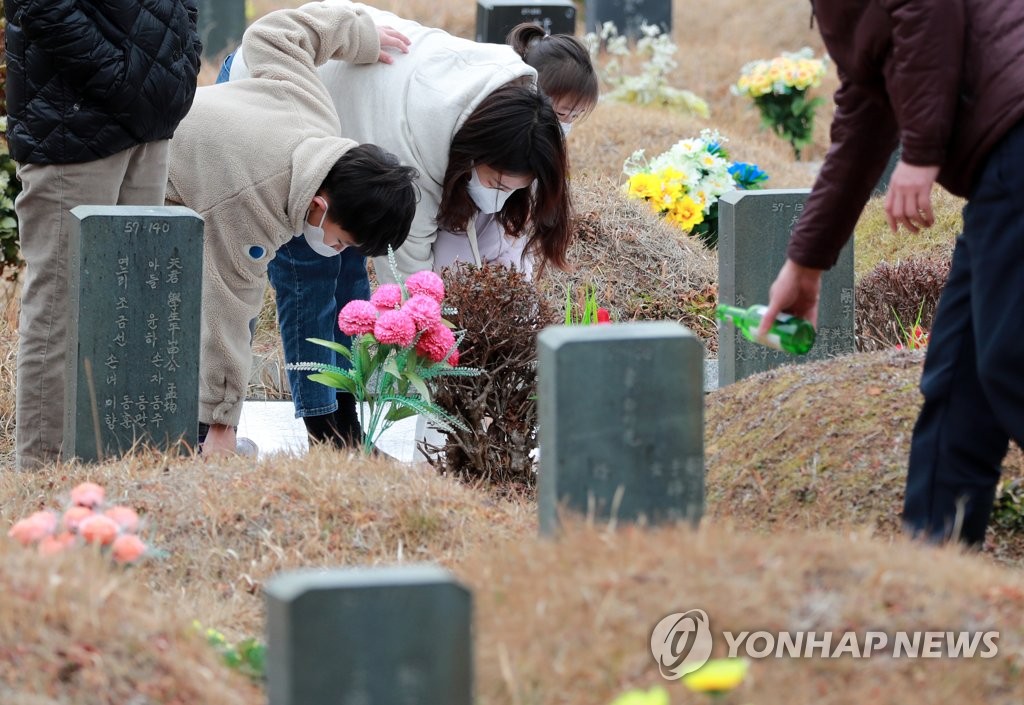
[165,2,417,455]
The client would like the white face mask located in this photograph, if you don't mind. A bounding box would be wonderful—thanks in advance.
[302,196,345,257]
[467,168,517,214]
[560,122,573,137]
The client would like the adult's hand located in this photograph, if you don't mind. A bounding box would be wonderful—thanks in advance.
[202,423,237,458]
[376,25,410,64]
[757,259,824,338]
[884,161,940,233]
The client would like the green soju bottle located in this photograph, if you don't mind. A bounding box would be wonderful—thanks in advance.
[715,304,816,355]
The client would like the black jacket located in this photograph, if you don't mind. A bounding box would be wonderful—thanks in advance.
[789,0,1024,270]
[4,0,202,165]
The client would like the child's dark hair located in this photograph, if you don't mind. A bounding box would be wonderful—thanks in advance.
[437,83,572,272]
[321,144,419,258]
[506,23,598,120]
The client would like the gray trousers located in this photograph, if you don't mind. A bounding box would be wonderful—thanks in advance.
[14,141,170,470]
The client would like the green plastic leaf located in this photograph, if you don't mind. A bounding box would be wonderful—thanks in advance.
[405,370,432,403]
[308,372,357,394]
[305,337,352,360]
[384,405,419,422]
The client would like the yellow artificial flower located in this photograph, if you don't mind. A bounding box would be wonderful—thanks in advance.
[681,658,750,694]
[667,195,704,232]
[608,686,670,705]
[627,173,661,202]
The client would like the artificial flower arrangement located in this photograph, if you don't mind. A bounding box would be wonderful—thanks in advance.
[5,481,151,563]
[289,255,478,456]
[623,129,768,249]
[732,47,830,160]
[583,21,710,118]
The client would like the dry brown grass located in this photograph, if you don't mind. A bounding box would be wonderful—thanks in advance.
[465,520,1024,705]
[0,450,534,641]
[0,540,261,705]
[539,173,719,346]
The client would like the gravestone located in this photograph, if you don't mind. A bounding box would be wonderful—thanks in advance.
[585,0,672,39]
[197,0,247,56]
[717,189,855,386]
[265,565,472,705]
[537,322,704,535]
[476,0,576,43]
[64,206,203,462]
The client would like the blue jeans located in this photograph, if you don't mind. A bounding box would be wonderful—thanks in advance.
[268,238,370,417]
[903,119,1024,545]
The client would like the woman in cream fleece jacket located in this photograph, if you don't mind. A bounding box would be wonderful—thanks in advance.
[165,3,418,455]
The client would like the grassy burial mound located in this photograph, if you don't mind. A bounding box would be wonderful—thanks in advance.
[464,521,1024,705]
[704,349,1024,560]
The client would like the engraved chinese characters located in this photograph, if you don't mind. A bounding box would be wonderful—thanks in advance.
[65,206,203,462]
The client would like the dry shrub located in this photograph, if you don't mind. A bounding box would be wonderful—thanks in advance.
[0,540,260,705]
[462,520,1024,705]
[539,174,720,351]
[430,263,555,489]
[855,256,951,351]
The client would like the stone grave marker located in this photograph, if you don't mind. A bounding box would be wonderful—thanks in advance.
[537,322,704,535]
[717,189,855,386]
[265,565,472,705]
[64,206,203,462]
[475,0,576,43]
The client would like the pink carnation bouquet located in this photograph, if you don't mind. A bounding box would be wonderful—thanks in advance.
[288,251,477,455]
[6,482,154,564]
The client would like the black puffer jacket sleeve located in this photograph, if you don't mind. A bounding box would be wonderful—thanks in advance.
[4,0,202,165]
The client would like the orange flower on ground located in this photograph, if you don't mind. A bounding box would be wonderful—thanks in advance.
[7,511,58,546]
[38,532,76,556]
[63,506,94,532]
[111,534,147,564]
[70,482,105,508]
[79,514,119,546]
[104,506,140,532]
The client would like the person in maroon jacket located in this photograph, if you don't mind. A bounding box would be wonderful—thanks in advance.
[759,0,1024,546]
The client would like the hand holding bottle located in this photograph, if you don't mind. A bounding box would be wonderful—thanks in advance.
[759,259,823,339]
[717,304,816,355]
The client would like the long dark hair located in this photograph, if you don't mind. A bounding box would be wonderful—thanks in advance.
[437,83,572,271]
[507,23,598,120]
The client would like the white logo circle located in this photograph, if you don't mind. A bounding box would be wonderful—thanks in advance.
[650,609,714,679]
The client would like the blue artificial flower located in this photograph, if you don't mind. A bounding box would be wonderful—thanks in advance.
[728,162,769,189]
[707,141,728,158]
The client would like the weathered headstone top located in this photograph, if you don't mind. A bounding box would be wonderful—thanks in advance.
[64,206,203,462]
[475,0,576,43]
[538,322,704,535]
[265,565,473,705]
[717,189,855,386]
